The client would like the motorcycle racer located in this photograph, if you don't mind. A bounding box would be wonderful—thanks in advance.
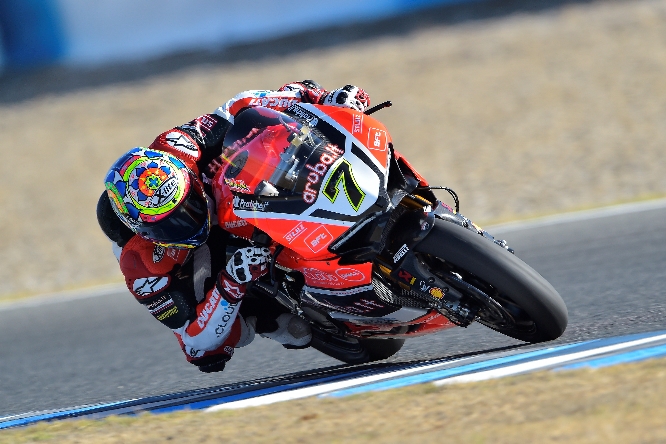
[97,81,371,372]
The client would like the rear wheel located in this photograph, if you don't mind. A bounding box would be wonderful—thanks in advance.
[414,220,567,343]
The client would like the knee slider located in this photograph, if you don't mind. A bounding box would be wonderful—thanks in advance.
[191,354,229,373]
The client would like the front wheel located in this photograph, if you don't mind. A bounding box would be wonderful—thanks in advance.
[414,220,568,343]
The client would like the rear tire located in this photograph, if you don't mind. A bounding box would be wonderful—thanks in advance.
[414,219,567,343]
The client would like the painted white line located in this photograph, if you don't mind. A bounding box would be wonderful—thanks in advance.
[205,357,471,412]
[487,198,666,234]
[0,284,128,312]
[433,332,666,386]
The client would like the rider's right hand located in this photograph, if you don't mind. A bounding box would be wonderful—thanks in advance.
[323,85,371,112]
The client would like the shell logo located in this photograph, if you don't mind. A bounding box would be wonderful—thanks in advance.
[335,268,366,282]
[430,287,444,299]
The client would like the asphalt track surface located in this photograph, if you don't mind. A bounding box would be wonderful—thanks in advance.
[1,202,665,418]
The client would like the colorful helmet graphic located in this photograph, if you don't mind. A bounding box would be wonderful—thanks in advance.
[104,147,209,248]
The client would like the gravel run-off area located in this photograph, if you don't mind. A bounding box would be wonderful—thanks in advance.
[0,0,665,298]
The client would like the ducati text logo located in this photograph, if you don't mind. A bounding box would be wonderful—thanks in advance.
[302,144,344,204]
[197,288,222,328]
[393,244,409,263]
[249,97,298,108]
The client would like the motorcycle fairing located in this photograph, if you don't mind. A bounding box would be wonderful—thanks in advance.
[340,310,457,339]
[299,284,397,318]
[213,106,392,259]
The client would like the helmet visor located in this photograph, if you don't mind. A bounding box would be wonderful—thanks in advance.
[138,175,209,246]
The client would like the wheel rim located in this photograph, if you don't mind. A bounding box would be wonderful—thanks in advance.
[423,255,538,336]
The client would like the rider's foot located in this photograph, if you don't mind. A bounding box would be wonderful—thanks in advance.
[260,313,312,349]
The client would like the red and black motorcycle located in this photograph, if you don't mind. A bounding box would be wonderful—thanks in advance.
[212,102,568,364]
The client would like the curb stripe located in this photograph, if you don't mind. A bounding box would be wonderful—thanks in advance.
[555,344,666,371]
[206,342,585,410]
[433,332,666,386]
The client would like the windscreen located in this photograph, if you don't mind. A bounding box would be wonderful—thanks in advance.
[221,107,332,200]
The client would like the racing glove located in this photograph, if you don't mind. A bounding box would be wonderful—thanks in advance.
[323,85,371,112]
[226,246,271,285]
[278,80,328,105]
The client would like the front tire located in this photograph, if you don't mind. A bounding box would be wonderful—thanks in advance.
[414,219,567,343]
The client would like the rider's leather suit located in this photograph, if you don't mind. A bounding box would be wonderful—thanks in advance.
[98,81,352,372]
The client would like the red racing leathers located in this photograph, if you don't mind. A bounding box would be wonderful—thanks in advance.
[102,81,363,372]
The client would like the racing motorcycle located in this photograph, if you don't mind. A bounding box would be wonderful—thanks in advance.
[213,101,568,364]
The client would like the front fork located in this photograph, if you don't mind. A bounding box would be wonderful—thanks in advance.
[376,195,482,326]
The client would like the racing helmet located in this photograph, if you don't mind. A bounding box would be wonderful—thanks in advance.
[104,147,210,249]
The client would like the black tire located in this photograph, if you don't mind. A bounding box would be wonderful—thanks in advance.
[414,219,568,343]
[358,338,405,361]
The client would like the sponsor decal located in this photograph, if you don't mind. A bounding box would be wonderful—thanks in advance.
[367,128,388,152]
[189,347,202,358]
[197,288,223,328]
[196,115,217,132]
[352,113,363,134]
[248,96,298,108]
[146,295,173,314]
[302,268,339,284]
[335,267,366,282]
[286,104,319,127]
[213,303,238,337]
[322,159,366,211]
[233,196,268,212]
[284,222,307,243]
[224,219,248,230]
[429,287,445,299]
[393,244,409,263]
[157,306,179,320]
[181,115,218,137]
[133,276,170,297]
[302,144,344,204]
[420,312,442,324]
[350,298,385,314]
[152,245,166,263]
[224,178,251,193]
[166,248,180,260]
[165,131,199,158]
[397,269,417,285]
[304,284,374,297]
[222,279,244,301]
[303,226,333,254]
